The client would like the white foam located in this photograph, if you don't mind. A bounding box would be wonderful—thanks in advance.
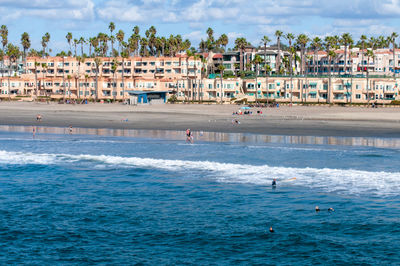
[0,150,399,197]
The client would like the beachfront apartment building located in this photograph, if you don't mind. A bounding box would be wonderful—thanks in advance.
[210,46,290,75]
[22,55,202,81]
[0,55,202,101]
[238,77,399,104]
[174,76,399,104]
[0,55,399,104]
[1,74,399,104]
[306,47,400,76]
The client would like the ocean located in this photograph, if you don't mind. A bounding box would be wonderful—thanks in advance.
[0,127,399,265]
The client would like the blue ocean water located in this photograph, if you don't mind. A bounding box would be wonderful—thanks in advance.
[0,129,399,265]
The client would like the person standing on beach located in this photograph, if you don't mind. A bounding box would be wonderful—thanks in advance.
[69,125,73,135]
[186,129,193,143]
[32,126,36,138]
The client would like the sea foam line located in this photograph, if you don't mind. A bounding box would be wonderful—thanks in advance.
[0,150,399,196]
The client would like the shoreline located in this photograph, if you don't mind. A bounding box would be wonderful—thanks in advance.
[1,102,400,138]
[3,124,400,149]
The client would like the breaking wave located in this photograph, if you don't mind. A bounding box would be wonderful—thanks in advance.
[0,150,399,197]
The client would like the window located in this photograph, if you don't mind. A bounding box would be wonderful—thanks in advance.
[356,94,361,99]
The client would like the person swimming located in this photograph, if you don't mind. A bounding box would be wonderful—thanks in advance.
[315,206,320,212]
[269,227,274,233]
[328,207,335,212]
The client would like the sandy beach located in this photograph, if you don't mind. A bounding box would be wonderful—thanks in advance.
[0,102,400,137]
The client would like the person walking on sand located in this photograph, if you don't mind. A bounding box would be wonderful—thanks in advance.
[186,128,193,143]
[69,125,73,135]
[32,126,36,138]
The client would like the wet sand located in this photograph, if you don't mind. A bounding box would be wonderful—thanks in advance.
[0,102,400,137]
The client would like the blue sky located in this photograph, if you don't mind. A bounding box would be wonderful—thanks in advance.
[1,0,400,52]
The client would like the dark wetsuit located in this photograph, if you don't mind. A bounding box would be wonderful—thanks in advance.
[272,180,276,186]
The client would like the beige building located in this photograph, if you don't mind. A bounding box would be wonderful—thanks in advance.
[174,77,400,104]
[0,56,399,105]
[306,48,400,76]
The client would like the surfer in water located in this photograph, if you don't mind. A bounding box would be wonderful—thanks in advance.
[315,206,320,212]
[269,226,274,233]
[272,179,277,187]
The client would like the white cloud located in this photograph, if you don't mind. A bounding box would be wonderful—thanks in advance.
[97,1,145,22]
[0,0,95,21]
[183,31,206,42]
[2,0,400,53]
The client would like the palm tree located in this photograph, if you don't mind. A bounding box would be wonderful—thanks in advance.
[6,43,20,100]
[79,37,86,56]
[66,74,72,100]
[261,36,271,105]
[73,38,78,57]
[389,32,398,77]
[285,33,294,73]
[366,49,374,106]
[261,35,271,74]
[217,64,225,104]
[252,55,263,103]
[44,32,50,56]
[206,27,215,50]
[120,43,128,102]
[21,32,31,74]
[111,58,118,102]
[133,26,140,35]
[34,60,40,99]
[66,32,72,53]
[94,57,102,102]
[349,50,356,104]
[109,22,116,55]
[234,37,248,72]
[200,57,207,103]
[285,33,295,103]
[311,37,322,76]
[76,56,85,101]
[275,30,283,73]
[41,63,47,99]
[41,36,47,57]
[340,33,353,76]
[296,34,310,76]
[99,33,109,57]
[84,74,89,100]
[62,56,66,101]
[218,34,229,51]
[89,37,99,57]
[185,50,193,102]
[1,25,8,77]
[264,64,272,106]
[324,36,338,103]
[116,30,125,54]
[359,35,367,76]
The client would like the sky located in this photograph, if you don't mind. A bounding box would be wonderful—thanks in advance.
[1,0,400,52]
